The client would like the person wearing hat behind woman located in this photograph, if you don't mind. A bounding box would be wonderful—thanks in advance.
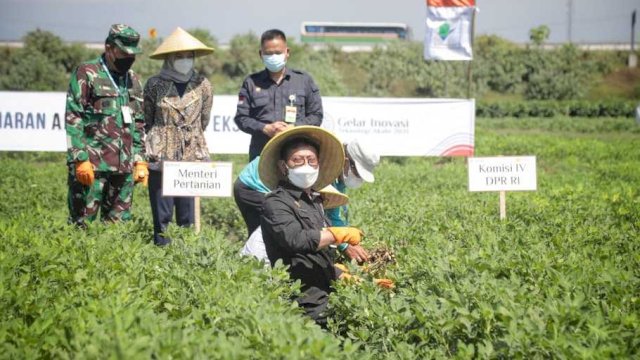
[258,126,369,327]
[327,139,380,259]
[144,27,214,245]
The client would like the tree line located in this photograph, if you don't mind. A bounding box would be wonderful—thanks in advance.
[0,28,636,102]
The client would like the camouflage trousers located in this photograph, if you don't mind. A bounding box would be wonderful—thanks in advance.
[67,164,134,225]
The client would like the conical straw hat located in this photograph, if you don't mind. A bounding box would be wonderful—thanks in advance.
[150,27,214,59]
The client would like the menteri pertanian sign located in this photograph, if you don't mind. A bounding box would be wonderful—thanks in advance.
[0,92,475,157]
[162,161,233,197]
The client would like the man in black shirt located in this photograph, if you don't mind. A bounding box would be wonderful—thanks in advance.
[234,29,323,161]
[258,126,366,326]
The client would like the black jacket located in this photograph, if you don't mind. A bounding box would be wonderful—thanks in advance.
[234,68,323,160]
[261,182,338,294]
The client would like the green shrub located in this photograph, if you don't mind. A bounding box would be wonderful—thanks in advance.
[477,100,636,118]
[475,35,527,94]
[1,117,639,358]
[0,188,355,358]
[523,45,592,100]
[329,119,640,358]
[0,29,95,91]
[0,30,633,101]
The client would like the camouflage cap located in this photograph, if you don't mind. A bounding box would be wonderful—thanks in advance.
[106,24,142,55]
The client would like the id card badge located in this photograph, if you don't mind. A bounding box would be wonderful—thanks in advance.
[121,105,133,124]
[284,106,297,124]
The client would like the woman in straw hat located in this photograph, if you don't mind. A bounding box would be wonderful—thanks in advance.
[144,27,214,246]
[258,126,370,326]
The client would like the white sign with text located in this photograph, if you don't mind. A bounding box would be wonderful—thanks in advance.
[468,156,537,192]
[162,161,232,197]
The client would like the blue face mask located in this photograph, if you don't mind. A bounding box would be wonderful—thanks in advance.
[262,53,286,72]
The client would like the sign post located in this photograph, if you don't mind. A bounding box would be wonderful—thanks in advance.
[468,156,537,220]
[162,161,233,233]
[194,197,201,233]
[499,191,506,220]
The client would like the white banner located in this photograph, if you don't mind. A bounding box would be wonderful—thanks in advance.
[0,92,474,157]
[0,91,66,151]
[322,97,474,156]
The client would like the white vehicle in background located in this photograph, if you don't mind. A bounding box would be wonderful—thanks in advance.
[300,21,411,51]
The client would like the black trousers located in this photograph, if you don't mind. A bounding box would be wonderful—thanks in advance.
[297,287,329,328]
[233,178,265,238]
[148,169,194,245]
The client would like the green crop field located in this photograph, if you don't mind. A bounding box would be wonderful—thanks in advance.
[1,116,639,359]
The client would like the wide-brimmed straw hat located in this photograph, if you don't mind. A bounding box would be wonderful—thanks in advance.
[258,126,345,191]
[319,184,349,209]
[150,27,214,59]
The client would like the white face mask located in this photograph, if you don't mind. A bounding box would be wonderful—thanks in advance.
[343,169,364,189]
[173,57,194,75]
[287,164,318,189]
[262,53,286,72]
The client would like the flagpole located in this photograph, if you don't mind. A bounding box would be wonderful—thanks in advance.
[465,4,477,167]
[630,10,637,68]
[466,5,477,99]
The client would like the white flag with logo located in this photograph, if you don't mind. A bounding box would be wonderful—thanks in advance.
[424,0,476,61]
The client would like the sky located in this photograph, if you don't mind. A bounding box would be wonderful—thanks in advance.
[0,0,638,44]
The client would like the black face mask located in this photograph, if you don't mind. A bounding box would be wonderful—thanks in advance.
[112,57,135,74]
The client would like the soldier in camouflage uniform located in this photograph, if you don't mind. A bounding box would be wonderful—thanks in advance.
[65,24,148,227]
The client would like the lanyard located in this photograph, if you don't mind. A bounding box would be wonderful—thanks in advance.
[100,57,129,99]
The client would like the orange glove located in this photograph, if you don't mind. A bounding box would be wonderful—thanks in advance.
[374,278,395,289]
[133,161,149,186]
[75,161,94,186]
[327,227,363,246]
